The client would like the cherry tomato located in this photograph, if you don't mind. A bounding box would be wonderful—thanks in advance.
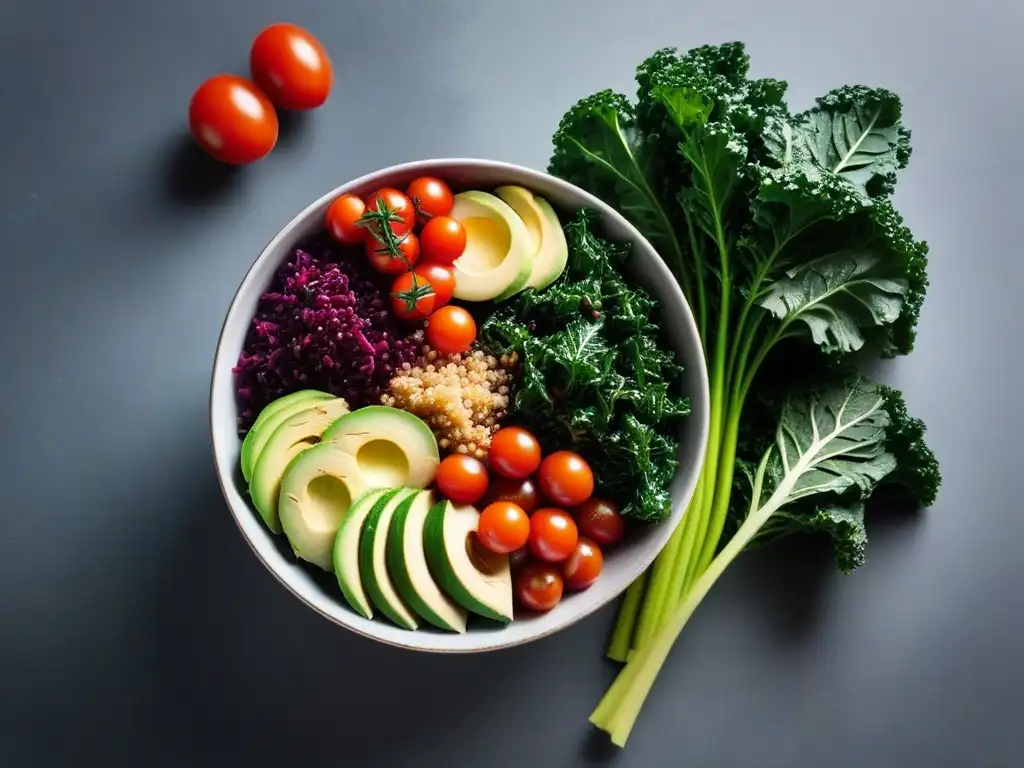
[488,426,542,480]
[326,194,366,244]
[477,502,530,554]
[529,508,579,563]
[574,498,625,547]
[390,271,436,321]
[562,537,603,590]
[435,454,489,505]
[508,545,530,572]
[249,23,333,111]
[419,216,467,265]
[425,305,476,355]
[483,475,541,514]
[538,451,594,507]
[515,562,563,612]
[406,176,454,220]
[367,231,419,275]
[412,262,455,307]
[188,74,278,165]
[364,188,415,237]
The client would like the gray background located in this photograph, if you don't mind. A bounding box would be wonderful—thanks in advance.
[1,0,1020,765]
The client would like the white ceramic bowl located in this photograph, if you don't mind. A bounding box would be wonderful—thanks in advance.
[210,158,709,653]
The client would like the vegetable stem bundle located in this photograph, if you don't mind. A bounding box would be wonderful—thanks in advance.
[548,41,941,746]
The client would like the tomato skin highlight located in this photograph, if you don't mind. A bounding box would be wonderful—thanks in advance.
[488,427,542,480]
[367,231,419,274]
[435,454,489,505]
[562,537,603,590]
[188,74,278,165]
[390,271,436,321]
[574,498,625,547]
[406,176,454,220]
[249,23,333,110]
[420,216,467,265]
[515,562,564,612]
[483,475,541,515]
[412,262,455,307]
[529,507,579,563]
[364,188,416,237]
[425,305,476,355]
[477,502,530,554]
[326,194,367,244]
[538,450,594,507]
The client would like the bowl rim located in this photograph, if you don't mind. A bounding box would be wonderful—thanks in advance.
[210,157,710,653]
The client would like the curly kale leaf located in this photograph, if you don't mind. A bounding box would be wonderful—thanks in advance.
[481,210,689,521]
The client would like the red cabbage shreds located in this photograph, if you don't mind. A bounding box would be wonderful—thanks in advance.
[232,236,424,433]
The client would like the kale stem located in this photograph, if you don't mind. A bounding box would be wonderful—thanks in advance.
[594,500,770,746]
[607,570,648,662]
[630,523,680,651]
[669,472,705,605]
[683,210,708,350]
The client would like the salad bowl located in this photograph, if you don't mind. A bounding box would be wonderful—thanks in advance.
[210,158,710,652]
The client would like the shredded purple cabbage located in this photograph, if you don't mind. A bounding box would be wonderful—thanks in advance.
[233,235,423,433]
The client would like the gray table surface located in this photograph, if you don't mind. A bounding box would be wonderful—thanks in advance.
[2,0,1021,765]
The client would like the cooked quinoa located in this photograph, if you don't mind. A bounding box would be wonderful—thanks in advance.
[382,347,515,459]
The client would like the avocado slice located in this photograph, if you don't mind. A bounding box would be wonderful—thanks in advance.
[449,190,534,302]
[323,406,439,489]
[246,393,337,483]
[241,390,332,482]
[249,398,350,533]
[495,185,569,293]
[424,500,513,624]
[278,443,369,571]
[334,488,397,619]
[388,490,468,633]
[359,487,420,630]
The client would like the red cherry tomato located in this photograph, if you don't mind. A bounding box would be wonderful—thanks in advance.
[538,451,594,507]
[562,537,603,590]
[488,426,542,480]
[435,454,489,505]
[483,475,541,515]
[425,305,476,355]
[515,562,563,612]
[367,231,419,275]
[412,262,455,307]
[326,194,367,244]
[419,216,467,265]
[406,176,454,220]
[390,271,436,321]
[188,74,278,165]
[477,502,530,554]
[249,23,333,111]
[574,498,625,547]
[528,508,579,563]
[364,188,415,237]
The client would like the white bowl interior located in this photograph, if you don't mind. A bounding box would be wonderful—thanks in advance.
[210,159,710,652]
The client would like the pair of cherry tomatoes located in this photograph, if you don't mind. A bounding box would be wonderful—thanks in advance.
[189,23,333,165]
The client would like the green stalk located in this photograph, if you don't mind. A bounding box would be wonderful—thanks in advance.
[691,312,774,577]
[607,570,648,662]
[630,525,681,651]
[592,452,784,746]
[626,474,706,655]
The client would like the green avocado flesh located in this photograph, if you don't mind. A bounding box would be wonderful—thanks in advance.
[358,488,420,630]
[241,390,332,482]
[387,490,468,633]
[250,398,350,533]
[334,488,397,619]
[423,499,513,624]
